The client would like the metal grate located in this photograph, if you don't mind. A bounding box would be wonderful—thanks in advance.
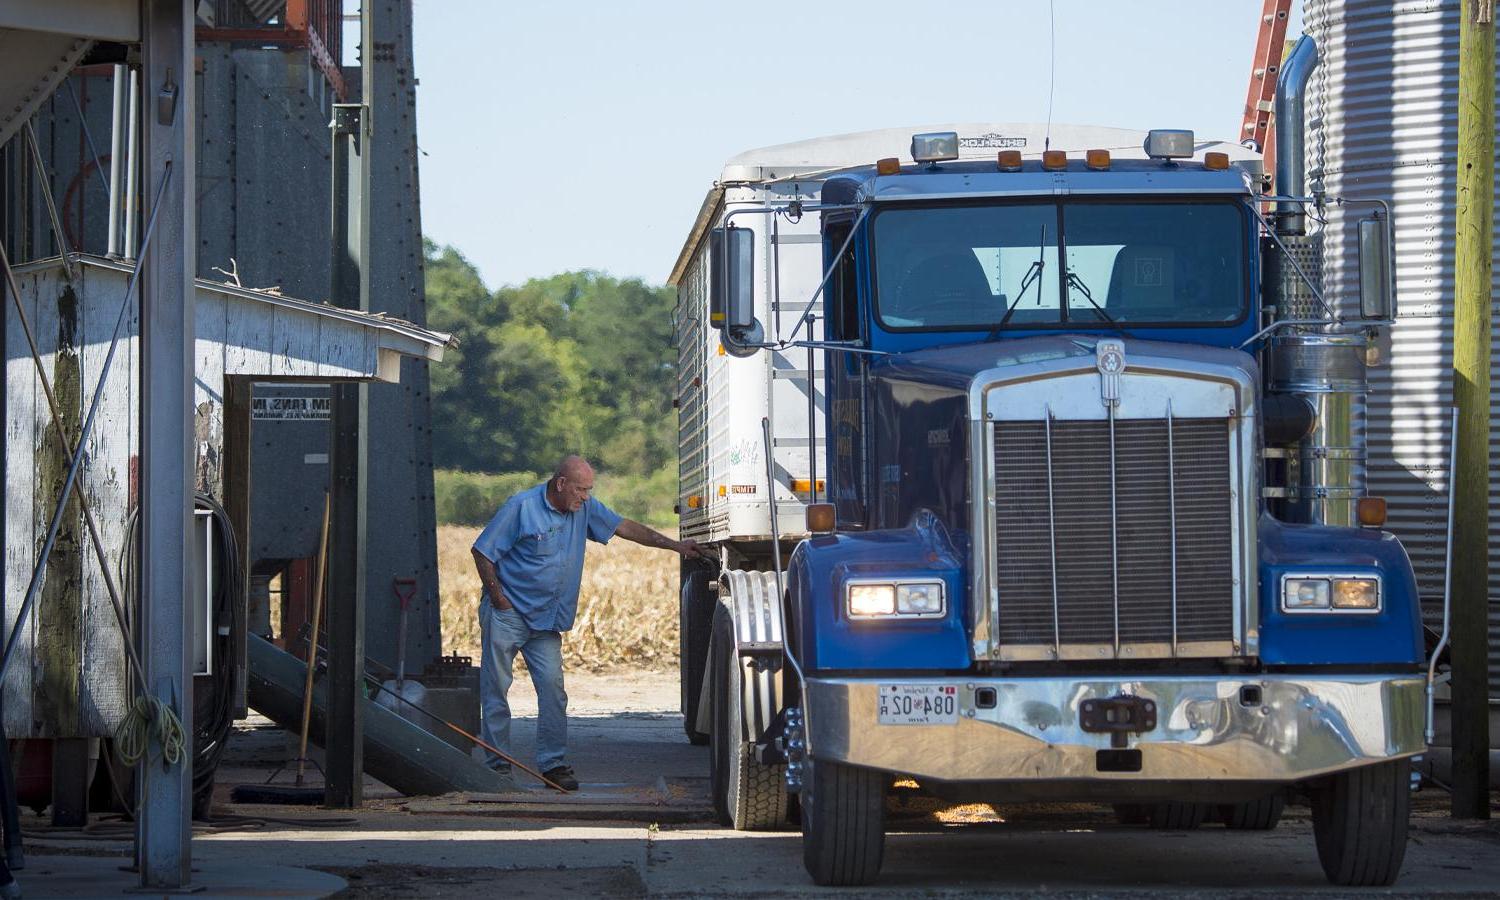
[993,416,1235,655]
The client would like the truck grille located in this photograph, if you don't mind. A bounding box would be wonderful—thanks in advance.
[992,416,1235,656]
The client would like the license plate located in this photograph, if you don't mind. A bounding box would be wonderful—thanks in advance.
[877,684,959,725]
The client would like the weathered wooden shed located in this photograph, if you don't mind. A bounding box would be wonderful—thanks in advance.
[3,253,449,738]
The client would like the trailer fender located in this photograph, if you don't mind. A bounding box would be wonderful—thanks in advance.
[694,569,784,744]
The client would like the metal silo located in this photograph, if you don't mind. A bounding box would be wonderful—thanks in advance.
[1302,0,1499,695]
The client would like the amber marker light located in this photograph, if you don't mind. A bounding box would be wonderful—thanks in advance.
[875,157,902,175]
[791,478,826,493]
[1085,149,1111,170]
[997,150,1023,171]
[1357,497,1388,527]
[686,495,703,509]
[1041,149,1067,171]
[805,503,836,534]
[1204,151,1230,170]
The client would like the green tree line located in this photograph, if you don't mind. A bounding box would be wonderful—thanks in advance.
[423,239,678,525]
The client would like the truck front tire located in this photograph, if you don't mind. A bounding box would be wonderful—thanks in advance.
[1312,758,1410,886]
[800,757,886,886]
[708,605,787,831]
[679,562,714,745]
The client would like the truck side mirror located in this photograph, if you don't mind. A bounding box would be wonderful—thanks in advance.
[709,225,755,332]
[1357,214,1393,320]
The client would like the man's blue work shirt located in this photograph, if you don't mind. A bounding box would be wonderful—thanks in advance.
[472,483,623,632]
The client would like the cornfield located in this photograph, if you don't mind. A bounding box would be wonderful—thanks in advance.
[438,524,680,673]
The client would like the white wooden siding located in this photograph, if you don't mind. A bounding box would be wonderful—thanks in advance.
[3,256,448,736]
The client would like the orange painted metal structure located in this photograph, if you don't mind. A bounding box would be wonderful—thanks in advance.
[197,0,347,100]
[1242,0,1294,188]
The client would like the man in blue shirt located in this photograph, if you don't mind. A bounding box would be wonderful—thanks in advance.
[471,454,706,791]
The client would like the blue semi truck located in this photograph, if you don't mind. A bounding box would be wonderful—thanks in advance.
[670,40,1429,888]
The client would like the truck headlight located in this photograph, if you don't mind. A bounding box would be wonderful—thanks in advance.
[897,583,944,614]
[1281,575,1382,613]
[848,584,896,617]
[1331,578,1380,610]
[847,580,946,619]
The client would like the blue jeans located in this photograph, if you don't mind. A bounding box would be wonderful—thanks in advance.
[478,603,568,772]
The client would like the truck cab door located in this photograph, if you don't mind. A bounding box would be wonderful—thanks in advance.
[824,221,869,528]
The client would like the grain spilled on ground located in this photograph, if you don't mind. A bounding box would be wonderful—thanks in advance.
[438,524,679,673]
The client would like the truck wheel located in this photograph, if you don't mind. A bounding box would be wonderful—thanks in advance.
[1148,801,1211,830]
[801,757,885,886]
[1312,759,1410,886]
[679,561,714,745]
[708,605,787,831]
[1220,794,1285,830]
[1112,803,1149,825]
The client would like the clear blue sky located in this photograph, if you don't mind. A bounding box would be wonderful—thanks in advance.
[410,1,1302,290]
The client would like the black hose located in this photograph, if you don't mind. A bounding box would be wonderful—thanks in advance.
[190,492,244,819]
[105,494,244,821]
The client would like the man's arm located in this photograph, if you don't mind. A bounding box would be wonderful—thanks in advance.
[471,547,512,609]
[614,519,711,560]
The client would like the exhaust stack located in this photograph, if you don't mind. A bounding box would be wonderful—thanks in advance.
[1264,34,1371,528]
[1275,36,1319,236]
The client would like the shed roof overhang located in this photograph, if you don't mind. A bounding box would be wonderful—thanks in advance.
[0,1,140,147]
[11,255,451,382]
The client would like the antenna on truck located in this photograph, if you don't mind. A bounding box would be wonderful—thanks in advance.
[1044,0,1056,152]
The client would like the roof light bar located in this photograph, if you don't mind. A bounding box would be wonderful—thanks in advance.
[910,131,959,164]
[1145,129,1195,160]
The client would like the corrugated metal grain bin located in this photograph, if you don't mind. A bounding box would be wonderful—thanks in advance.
[1303,0,1500,693]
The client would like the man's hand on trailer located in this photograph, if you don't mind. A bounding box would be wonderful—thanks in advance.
[615,518,712,560]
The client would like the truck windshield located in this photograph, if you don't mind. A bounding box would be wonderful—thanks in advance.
[872,199,1247,331]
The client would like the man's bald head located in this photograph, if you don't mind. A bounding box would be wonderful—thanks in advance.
[549,455,596,512]
[554,454,593,482]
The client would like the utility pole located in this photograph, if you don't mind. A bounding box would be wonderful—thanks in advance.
[1451,0,1494,821]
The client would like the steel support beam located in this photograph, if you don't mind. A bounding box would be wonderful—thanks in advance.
[325,98,369,809]
[135,0,196,887]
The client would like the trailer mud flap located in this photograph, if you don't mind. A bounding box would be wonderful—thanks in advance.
[721,569,784,744]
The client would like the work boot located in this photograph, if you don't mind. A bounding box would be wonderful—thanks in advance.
[543,765,579,792]
[492,770,519,794]
[486,763,519,794]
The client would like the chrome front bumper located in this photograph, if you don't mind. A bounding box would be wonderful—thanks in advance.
[803,675,1425,782]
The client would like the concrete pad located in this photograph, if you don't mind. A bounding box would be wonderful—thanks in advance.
[192,815,651,875]
[191,671,1499,895]
[15,853,345,899]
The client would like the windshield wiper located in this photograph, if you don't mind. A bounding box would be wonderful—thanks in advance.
[1065,270,1117,326]
[988,225,1048,339]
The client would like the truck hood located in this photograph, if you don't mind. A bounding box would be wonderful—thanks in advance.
[871,334,1260,393]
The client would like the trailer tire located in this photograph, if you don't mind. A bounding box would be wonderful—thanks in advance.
[1220,794,1285,830]
[800,757,886,886]
[708,605,787,831]
[679,561,714,745]
[1312,759,1410,886]
[1148,801,1211,830]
